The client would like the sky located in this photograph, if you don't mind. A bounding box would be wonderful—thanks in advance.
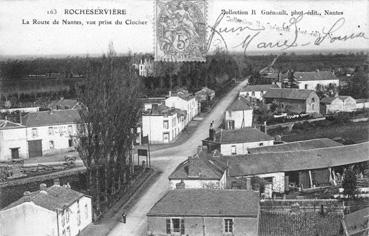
[0,0,368,57]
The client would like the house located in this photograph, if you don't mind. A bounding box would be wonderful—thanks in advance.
[0,120,28,161]
[263,88,320,114]
[48,98,82,110]
[0,183,92,236]
[224,96,253,129]
[356,98,369,110]
[165,90,199,123]
[22,109,81,157]
[139,97,166,111]
[248,138,343,154]
[341,207,369,236]
[142,104,186,144]
[147,189,260,236]
[204,127,274,155]
[320,96,357,115]
[293,71,339,90]
[239,84,279,100]
[223,142,369,197]
[195,87,215,102]
[259,199,345,236]
[168,151,227,190]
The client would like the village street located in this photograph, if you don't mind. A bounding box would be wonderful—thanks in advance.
[107,77,249,236]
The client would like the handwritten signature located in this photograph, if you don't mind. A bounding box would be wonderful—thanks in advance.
[207,12,368,54]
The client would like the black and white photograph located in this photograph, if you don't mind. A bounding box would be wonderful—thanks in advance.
[0,0,368,235]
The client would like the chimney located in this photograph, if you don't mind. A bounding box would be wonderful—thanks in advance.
[264,121,267,134]
[23,191,32,201]
[23,191,31,196]
[246,177,252,190]
[169,91,172,97]
[176,180,185,189]
[40,183,47,191]
[151,104,159,114]
[53,178,60,186]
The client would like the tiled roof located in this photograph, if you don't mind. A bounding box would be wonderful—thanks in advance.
[139,97,166,104]
[142,104,186,117]
[241,84,279,92]
[169,152,225,180]
[3,185,85,211]
[294,71,338,81]
[147,189,259,217]
[343,207,369,235]
[320,96,354,104]
[248,138,343,154]
[263,88,316,100]
[214,128,274,144]
[0,120,25,130]
[225,142,369,176]
[227,96,252,111]
[22,109,81,127]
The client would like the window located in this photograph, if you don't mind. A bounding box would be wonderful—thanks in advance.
[68,139,73,147]
[61,213,65,227]
[311,97,315,103]
[85,204,89,219]
[77,201,81,226]
[65,209,70,223]
[163,120,169,129]
[305,84,308,89]
[252,91,255,96]
[163,133,169,143]
[48,127,54,135]
[49,141,55,149]
[166,218,185,234]
[231,145,237,155]
[10,148,19,159]
[224,219,233,233]
[67,125,73,135]
[259,142,264,146]
[32,128,38,138]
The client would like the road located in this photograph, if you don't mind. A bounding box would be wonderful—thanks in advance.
[108,78,248,236]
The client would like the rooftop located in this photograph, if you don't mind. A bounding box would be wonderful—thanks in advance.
[147,189,259,217]
[169,152,225,180]
[224,142,369,176]
[294,71,338,81]
[214,128,274,144]
[22,109,81,127]
[48,98,80,109]
[320,96,354,104]
[343,207,369,236]
[248,138,343,154]
[263,88,316,100]
[0,120,25,130]
[227,96,252,111]
[241,84,279,92]
[142,104,186,117]
[2,185,86,212]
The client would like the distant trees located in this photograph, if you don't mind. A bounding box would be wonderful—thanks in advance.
[316,83,338,99]
[340,68,369,99]
[76,50,142,218]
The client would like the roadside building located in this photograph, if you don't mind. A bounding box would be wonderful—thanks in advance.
[48,98,82,110]
[147,189,260,236]
[168,152,227,190]
[293,71,339,90]
[142,104,186,144]
[239,84,279,101]
[139,97,166,111]
[204,127,274,156]
[22,109,81,157]
[195,87,215,102]
[165,90,199,123]
[263,88,320,114]
[0,183,92,236]
[0,120,28,161]
[224,96,253,129]
[320,96,357,115]
[223,142,368,197]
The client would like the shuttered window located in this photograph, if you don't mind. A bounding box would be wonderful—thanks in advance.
[166,218,171,234]
[180,218,185,234]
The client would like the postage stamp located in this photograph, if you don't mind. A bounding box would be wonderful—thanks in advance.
[155,0,207,62]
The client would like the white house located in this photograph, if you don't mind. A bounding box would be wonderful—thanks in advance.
[206,127,274,156]
[239,84,279,100]
[320,96,357,115]
[142,104,186,144]
[0,120,28,161]
[293,71,339,90]
[22,109,81,158]
[0,183,92,236]
[356,99,369,110]
[165,91,199,123]
[168,151,227,190]
[224,96,253,129]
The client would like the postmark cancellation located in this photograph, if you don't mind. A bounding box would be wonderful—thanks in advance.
[155,0,207,62]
